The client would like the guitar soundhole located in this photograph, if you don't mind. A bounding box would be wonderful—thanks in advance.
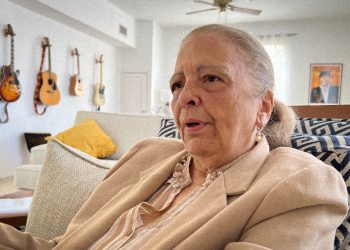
[48,79,57,90]
[99,86,105,95]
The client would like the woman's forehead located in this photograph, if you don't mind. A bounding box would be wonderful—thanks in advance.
[182,32,234,50]
[175,34,243,72]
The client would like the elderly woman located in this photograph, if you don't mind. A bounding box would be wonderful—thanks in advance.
[1,24,348,249]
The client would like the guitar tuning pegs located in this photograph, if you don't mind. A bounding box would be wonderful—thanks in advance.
[3,27,8,37]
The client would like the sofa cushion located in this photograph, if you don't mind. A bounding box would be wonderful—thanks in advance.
[75,111,163,160]
[47,119,117,158]
[158,118,181,139]
[25,139,115,240]
[160,117,350,138]
[295,118,350,136]
[290,133,350,249]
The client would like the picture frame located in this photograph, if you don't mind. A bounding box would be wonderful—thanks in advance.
[309,63,342,105]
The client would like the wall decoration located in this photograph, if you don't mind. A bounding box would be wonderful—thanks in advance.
[93,55,105,111]
[70,48,84,96]
[0,24,21,123]
[34,37,61,115]
[309,63,342,105]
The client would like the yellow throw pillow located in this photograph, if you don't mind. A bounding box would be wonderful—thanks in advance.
[46,119,117,158]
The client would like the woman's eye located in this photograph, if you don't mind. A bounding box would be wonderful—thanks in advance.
[171,82,183,93]
[206,75,220,82]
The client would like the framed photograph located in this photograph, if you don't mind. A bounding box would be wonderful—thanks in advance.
[309,63,342,104]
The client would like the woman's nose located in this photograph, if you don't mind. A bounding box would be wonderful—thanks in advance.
[178,84,200,108]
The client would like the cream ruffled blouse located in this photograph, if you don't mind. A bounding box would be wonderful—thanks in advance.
[89,154,233,249]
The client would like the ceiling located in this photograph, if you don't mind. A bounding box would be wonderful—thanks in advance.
[109,0,350,27]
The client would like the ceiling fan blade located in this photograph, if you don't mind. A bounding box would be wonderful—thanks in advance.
[228,4,262,15]
[186,8,218,15]
[193,0,216,7]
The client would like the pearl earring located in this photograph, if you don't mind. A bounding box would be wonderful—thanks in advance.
[256,127,262,143]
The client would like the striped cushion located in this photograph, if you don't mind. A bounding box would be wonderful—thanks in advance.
[158,118,181,139]
[290,133,350,249]
[295,118,350,136]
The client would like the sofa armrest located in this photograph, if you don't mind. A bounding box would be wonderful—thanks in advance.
[29,144,47,164]
[25,139,115,240]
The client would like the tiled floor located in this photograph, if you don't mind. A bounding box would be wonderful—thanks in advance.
[0,176,17,196]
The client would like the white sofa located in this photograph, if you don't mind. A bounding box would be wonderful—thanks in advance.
[14,111,163,191]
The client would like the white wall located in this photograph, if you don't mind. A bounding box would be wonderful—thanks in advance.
[238,19,350,105]
[0,0,122,178]
[10,0,136,48]
[156,18,350,106]
[35,0,135,47]
[151,22,165,111]
[160,26,192,106]
[121,20,155,113]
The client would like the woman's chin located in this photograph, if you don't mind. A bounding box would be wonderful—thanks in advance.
[184,138,214,156]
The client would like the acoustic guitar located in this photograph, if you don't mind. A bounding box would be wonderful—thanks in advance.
[39,37,60,105]
[69,48,84,96]
[93,55,105,110]
[0,24,21,103]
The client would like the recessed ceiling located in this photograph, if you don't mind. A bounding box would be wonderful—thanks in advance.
[108,0,350,27]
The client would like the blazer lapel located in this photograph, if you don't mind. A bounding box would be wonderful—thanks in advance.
[63,137,270,249]
[143,137,270,249]
[98,150,189,218]
[60,150,188,248]
[224,136,270,196]
[141,173,228,250]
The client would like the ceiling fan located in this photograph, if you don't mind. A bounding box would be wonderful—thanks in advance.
[186,0,262,16]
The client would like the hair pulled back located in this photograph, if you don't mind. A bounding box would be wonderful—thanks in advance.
[182,24,295,149]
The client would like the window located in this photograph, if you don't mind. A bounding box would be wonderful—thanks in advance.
[260,36,291,104]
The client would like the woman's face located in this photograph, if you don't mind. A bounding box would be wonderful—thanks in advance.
[170,33,272,164]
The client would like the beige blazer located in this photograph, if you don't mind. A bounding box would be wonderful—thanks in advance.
[0,137,348,250]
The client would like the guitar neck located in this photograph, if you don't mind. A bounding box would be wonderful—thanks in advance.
[77,53,80,76]
[10,35,14,73]
[100,62,103,84]
[48,45,52,73]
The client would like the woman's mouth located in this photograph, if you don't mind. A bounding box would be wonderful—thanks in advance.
[186,122,200,127]
[183,119,207,132]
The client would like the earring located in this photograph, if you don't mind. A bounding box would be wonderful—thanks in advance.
[256,127,262,143]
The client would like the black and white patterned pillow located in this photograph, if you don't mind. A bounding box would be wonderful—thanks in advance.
[158,118,181,139]
[295,118,350,136]
[290,133,350,249]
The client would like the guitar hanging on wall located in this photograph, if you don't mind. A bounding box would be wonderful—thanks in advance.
[93,55,105,111]
[34,37,60,115]
[0,24,21,123]
[39,37,60,105]
[70,48,84,96]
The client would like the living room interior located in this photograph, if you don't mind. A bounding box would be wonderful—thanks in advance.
[0,0,348,180]
[0,0,350,247]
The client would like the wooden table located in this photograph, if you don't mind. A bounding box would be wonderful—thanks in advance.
[0,190,33,228]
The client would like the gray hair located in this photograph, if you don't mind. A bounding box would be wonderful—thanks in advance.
[182,24,296,149]
[182,24,274,97]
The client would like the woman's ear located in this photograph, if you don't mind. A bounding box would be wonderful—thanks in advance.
[256,90,274,129]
